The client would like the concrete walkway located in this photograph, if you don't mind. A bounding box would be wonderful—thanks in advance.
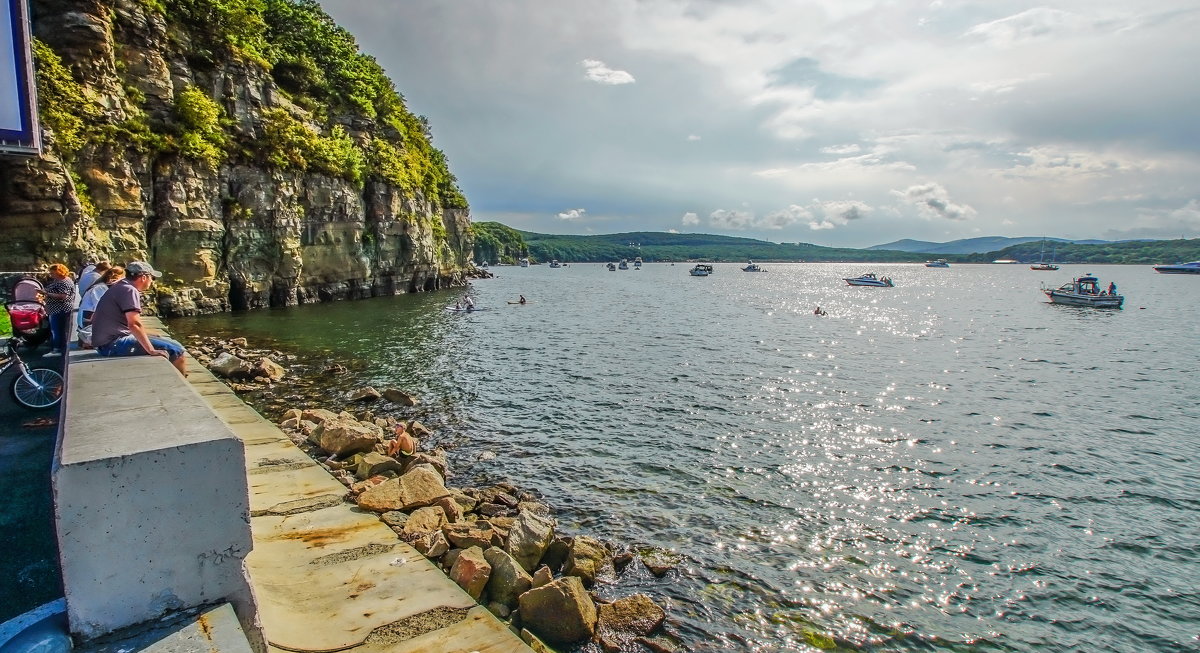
[174,322,533,653]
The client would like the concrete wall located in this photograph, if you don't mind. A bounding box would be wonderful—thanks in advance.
[53,353,257,643]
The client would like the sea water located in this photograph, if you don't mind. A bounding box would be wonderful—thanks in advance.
[169,263,1200,652]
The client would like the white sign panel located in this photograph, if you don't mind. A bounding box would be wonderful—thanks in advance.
[1,0,40,155]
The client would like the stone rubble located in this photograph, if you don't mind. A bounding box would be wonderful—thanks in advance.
[192,335,685,651]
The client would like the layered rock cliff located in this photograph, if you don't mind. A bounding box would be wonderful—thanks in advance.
[0,0,474,315]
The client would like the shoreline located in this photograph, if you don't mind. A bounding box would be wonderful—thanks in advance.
[185,334,684,652]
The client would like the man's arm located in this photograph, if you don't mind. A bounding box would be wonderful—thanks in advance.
[125,310,167,358]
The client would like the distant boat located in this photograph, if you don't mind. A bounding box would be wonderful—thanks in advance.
[1042,273,1123,308]
[844,273,893,287]
[607,262,617,271]
[992,259,1020,264]
[618,259,630,270]
[1152,261,1200,274]
[924,259,949,268]
[519,258,529,268]
[742,260,764,272]
[548,260,562,268]
[689,264,713,277]
[634,257,643,269]
[1030,239,1059,271]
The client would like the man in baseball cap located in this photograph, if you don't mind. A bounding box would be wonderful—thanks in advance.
[90,260,188,376]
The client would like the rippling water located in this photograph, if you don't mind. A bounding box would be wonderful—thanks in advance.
[170,263,1200,652]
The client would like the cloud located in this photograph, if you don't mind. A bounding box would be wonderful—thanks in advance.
[965,8,1093,48]
[687,134,701,141]
[708,209,757,230]
[821,144,861,155]
[892,183,976,221]
[581,59,635,85]
[1108,198,1200,239]
[808,200,871,230]
[557,208,587,220]
[681,212,700,226]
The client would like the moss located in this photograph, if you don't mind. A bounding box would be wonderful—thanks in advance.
[173,86,227,169]
[68,168,98,218]
[31,39,102,158]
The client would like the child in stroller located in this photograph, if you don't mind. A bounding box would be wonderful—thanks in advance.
[6,276,51,350]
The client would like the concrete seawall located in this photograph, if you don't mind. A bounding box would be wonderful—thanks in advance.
[53,318,533,653]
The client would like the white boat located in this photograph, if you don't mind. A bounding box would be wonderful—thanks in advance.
[992,259,1019,264]
[742,260,764,272]
[519,258,529,268]
[689,264,713,277]
[844,273,893,287]
[1042,274,1123,308]
[618,259,629,270]
[634,257,643,269]
[1152,261,1200,274]
[924,259,949,268]
[548,260,562,268]
[1030,239,1059,270]
[607,262,617,271]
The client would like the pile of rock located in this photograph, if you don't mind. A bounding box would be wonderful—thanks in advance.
[275,406,676,651]
[192,337,290,391]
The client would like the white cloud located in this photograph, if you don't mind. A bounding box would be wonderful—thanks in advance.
[821,144,861,155]
[681,212,700,226]
[557,208,587,220]
[687,134,701,141]
[581,59,635,85]
[709,209,756,230]
[964,8,1093,48]
[807,200,871,230]
[892,183,976,221]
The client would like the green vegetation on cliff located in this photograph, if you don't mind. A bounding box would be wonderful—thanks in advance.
[33,0,467,209]
[963,238,1200,265]
[471,222,529,264]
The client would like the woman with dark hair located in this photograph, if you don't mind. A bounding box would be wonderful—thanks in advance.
[43,263,77,355]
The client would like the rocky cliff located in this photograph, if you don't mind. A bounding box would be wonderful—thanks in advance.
[0,0,475,315]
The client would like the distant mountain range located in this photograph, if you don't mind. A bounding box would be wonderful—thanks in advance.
[868,236,1114,255]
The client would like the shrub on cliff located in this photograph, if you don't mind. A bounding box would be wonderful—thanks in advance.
[30,38,102,158]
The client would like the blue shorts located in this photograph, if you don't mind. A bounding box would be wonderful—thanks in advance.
[97,334,187,362]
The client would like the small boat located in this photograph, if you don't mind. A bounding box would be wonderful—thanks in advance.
[607,262,617,271]
[924,259,949,268]
[689,264,713,277]
[618,259,629,270]
[742,260,764,272]
[1152,261,1200,274]
[844,273,893,287]
[519,258,530,268]
[634,257,643,269]
[992,259,1019,264]
[1042,274,1123,308]
[478,261,489,269]
[548,260,562,268]
[1030,239,1059,270]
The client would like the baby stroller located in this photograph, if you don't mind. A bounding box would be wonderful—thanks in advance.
[6,277,50,350]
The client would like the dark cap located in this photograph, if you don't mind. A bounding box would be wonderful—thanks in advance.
[126,261,163,278]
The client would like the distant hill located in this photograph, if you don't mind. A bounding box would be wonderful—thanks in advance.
[869,236,1064,254]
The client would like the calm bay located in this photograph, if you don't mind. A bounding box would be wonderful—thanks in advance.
[169,262,1200,652]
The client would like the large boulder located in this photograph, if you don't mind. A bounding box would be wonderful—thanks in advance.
[563,536,611,587]
[402,505,448,535]
[517,576,597,645]
[301,408,340,424]
[401,449,449,480]
[505,510,555,573]
[355,466,451,512]
[483,546,533,609]
[253,357,286,381]
[382,388,419,405]
[448,546,491,600]
[355,452,404,480]
[208,352,253,379]
[310,418,382,457]
[595,594,666,652]
[442,523,497,550]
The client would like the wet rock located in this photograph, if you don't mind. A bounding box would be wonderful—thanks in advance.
[595,594,666,652]
[253,357,286,381]
[483,546,533,609]
[407,420,432,437]
[517,575,597,645]
[208,352,253,379]
[382,388,419,405]
[640,549,680,578]
[541,538,571,573]
[448,546,491,600]
[355,466,451,512]
[348,386,382,401]
[564,536,611,587]
[506,510,555,573]
[613,552,635,573]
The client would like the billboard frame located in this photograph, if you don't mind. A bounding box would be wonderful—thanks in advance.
[0,0,41,156]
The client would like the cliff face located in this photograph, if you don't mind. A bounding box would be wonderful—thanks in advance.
[0,0,474,315]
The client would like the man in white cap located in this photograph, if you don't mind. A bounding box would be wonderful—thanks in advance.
[90,261,188,376]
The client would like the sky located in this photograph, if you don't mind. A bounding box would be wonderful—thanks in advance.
[319,0,1200,248]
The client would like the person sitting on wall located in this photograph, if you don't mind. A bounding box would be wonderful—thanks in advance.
[90,261,189,376]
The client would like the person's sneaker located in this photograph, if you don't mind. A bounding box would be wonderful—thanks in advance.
[44,351,62,357]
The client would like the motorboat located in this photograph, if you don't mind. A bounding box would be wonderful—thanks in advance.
[689,264,713,277]
[634,257,643,269]
[1042,273,1123,308]
[742,260,764,272]
[1030,262,1060,271]
[519,258,530,268]
[1152,261,1200,274]
[607,262,617,271]
[924,259,949,268]
[844,273,893,287]
[618,259,630,270]
[548,260,562,268]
